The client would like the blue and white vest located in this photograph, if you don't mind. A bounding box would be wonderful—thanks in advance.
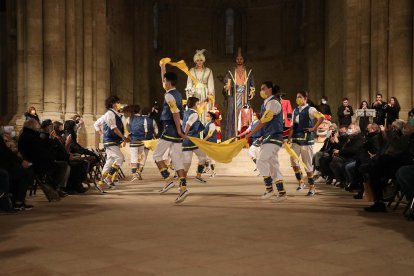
[103,109,124,148]
[260,96,283,146]
[292,105,314,146]
[160,89,184,143]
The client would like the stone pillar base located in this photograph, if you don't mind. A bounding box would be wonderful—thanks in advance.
[79,114,98,149]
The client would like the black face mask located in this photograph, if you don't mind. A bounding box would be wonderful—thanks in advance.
[56,130,65,136]
[339,132,348,137]
[393,129,403,136]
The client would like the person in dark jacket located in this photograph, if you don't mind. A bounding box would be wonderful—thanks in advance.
[329,123,363,186]
[364,120,413,212]
[385,96,400,128]
[18,119,69,198]
[337,97,354,126]
[24,106,41,123]
[317,96,332,119]
[0,133,34,210]
[358,101,370,135]
[371,93,387,126]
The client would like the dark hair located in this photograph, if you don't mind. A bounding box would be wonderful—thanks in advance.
[142,106,151,115]
[27,106,36,114]
[297,91,309,98]
[408,108,414,117]
[53,121,63,132]
[208,111,217,121]
[105,96,120,109]
[187,97,199,108]
[41,119,52,129]
[321,95,328,101]
[376,93,382,98]
[390,97,400,109]
[262,81,273,90]
[133,104,141,114]
[164,72,178,86]
[359,100,368,109]
[342,97,349,101]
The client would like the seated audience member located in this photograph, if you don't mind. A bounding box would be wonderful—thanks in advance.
[318,125,348,183]
[18,119,69,199]
[0,169,15,213]
[52,121,89,193]
[347,123,383,199]
[314,123,337,179]
[329,124,363,187]
[364,120,414,212]
[0,134,33,210]
[24,106,41,123]
[64,114,99,161]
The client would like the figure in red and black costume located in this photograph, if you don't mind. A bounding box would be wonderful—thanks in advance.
[210,104,222,143]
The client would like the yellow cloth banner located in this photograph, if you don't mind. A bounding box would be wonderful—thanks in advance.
[160,58,199,86]
[143,139,158,151]
[283,141,309,171]
[188,137,247,163]
[221,137,236,144]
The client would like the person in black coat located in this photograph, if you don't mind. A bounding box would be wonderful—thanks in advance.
[371,93,387,126]
[317,96,332,118]
[0,134,33,210]
[24,106,41,123]
[358,101,370,134]
[385,96,400,128]
[337,97,354,126]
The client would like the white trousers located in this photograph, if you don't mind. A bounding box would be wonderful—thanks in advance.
[103,145,124,172]
[257,143,283,181]
[153,139,184,171]
[129,146,144,164]
[248,144,260,160]
[290,143,314,173]
[183,149,207,172]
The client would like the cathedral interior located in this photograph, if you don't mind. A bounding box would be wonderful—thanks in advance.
[0,0,413,145]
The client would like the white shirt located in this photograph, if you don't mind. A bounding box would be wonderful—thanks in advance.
[207,122,216,133]
[165,90,180,114]
[94,115,105,132]
[185,109,199,127]
[264,96,282,115]
[142,115,159,135]
[102,108,125,130]
[294,104,318,124]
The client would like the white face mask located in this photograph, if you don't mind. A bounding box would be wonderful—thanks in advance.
[321,99,327,104]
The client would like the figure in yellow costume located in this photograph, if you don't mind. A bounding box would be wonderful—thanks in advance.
[185,49,215,124]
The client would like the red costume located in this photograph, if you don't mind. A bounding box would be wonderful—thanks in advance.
[210,104,222,142]
[281,99,293,128]
[238,106,253,138]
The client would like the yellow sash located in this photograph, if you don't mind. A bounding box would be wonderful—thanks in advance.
[160,58,199,86]
[188,137,247,163]
[143,139,158,151]
[283,141,310,171]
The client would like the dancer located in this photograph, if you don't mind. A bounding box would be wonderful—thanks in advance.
[244,82,286,201]
[126,105,146,181]
[203,111,218,177]
[238,112,263,171]
[96,96,130,193]
[289,91,325,196]
[138,106,159,176]
[185,49,215,123]
[182,97,208,183]
[153,63,188,203]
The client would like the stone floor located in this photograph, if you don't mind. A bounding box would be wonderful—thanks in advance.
[1,150,414,276]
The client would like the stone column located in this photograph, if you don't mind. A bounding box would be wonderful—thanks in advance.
[370,0,389,98]
[133,0,151,108]
[75,0,84,115]
[25,0,43,116]
[388,0,413,113]
[42,0,65,121]
[359,0,371,103]
[65,0,77,120]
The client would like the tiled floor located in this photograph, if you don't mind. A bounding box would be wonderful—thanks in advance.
[1,150,413,275]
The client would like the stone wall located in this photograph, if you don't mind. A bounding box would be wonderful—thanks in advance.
[1,0,414,148]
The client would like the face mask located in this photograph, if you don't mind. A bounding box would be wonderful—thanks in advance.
[260,90,268,99]
[31,110,36,115]
[296,98,304,106]
[409,118,414,127]
[205,116,211,122]
[339,132,347,137]
[11,131,16,138]
[253,116,258,121]
[326,130,331,138]
[321,99,327,104]
[347,128,353,135]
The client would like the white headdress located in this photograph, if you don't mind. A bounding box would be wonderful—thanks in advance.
[193,49,206,63]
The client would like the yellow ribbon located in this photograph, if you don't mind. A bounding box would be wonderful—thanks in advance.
[283,141,309,171]
[188,137,247,163]
[143,139,158,151]
[221,137,236,144]
[160,58,199,86]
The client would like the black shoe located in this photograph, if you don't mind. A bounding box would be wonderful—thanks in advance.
[326,178,333,185]
[364,202,387,213]
[0,194,18,214]
[57,189,69,198]
[353,192,363,199]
